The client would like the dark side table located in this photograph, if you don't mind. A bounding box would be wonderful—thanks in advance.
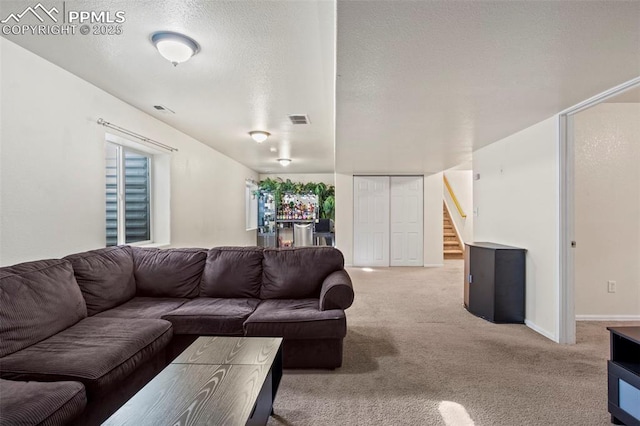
[607,327,640,426]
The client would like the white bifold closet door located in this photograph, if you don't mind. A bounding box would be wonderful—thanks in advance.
[353,176,424,267]
[354,176,390,267]
[390,176,424,266]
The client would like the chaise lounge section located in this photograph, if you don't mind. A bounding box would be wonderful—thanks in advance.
[0,379,86,426]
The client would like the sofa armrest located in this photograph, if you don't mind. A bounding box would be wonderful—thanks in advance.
[319,270,354,311]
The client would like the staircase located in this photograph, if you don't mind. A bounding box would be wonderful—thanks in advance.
[443,202,464,259]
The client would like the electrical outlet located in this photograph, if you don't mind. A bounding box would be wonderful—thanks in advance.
[607,281,616,293]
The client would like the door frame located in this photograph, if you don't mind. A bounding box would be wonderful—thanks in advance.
[557,76,640,344]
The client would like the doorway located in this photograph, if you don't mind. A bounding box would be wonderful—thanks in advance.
[353,176,424,267]
[559,77,640,344]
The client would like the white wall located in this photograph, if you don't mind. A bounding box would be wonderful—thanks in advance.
[444,170,473,243]
[0,39,257,266]
[258,173,335,185]
[574,103,640,318]
[424,173,444,267]
[335,173,354,265]
[473,116,560,341]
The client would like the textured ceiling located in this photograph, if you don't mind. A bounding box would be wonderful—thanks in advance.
[0,0,335,174]
[336,1,640,174]
[2,1,639,175]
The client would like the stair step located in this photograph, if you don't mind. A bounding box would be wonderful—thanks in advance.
[444,251,464,260]
[444,241,460,246]
[443,250,464,259]
[444,232,456,237]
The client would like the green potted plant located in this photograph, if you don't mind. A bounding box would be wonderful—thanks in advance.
[322,195,335,220]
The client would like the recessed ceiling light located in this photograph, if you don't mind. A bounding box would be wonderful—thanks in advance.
[151,31,200,66]
[277,158,291,167]
[249,131,270,143]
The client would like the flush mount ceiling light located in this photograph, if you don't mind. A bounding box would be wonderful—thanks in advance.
[249,131,270,143]
[277,158,291,167]
[151,31,200,66]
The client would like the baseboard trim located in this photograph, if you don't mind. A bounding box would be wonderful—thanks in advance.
[576,315,640,321]
[424,263,444,268]
[525,320,557,342]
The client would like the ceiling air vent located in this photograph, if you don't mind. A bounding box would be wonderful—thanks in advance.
[288,114,310,125]
[153,105,175,114]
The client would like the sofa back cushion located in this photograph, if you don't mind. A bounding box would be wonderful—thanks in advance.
[261,247,345,299]
[0,259,87,357]
[132,247,206,298]
[200,247,263,298]
[64,246,135,316]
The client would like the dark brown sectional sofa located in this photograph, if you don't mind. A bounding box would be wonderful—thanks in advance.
[0,246,354,425]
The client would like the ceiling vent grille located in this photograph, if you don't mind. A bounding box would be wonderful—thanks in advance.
[153,105,175,114]
[288,114,310,125]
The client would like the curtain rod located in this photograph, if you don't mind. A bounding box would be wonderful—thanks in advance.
[97,118,178,152]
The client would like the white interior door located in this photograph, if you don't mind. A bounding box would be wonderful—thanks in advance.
[390,176,424,266]
[354,176,390,266]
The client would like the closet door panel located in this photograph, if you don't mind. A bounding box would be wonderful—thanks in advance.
[354,176,390,267]
[390,176,424,266]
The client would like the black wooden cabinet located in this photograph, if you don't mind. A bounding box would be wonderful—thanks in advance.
[607,327,640,426]
[464,242,526,323]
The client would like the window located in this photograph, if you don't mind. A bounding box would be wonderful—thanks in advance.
[106,143,152,246]
[246,180,258,231]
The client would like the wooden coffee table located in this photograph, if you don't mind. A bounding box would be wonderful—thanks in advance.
[103,336,283,426]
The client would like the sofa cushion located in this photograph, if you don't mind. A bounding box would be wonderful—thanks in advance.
[0,379,86,426]
[0,317,172,395]
[94,297,188,319]
[64,246,136,316]
[162,298,260,335]
[200,247,263,298]
[261,247,345,299]
[0,259,87,358]
[132,247,206,298]
[244,299,346,339]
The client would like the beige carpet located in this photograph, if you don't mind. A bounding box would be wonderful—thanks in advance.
[268,260,639,426]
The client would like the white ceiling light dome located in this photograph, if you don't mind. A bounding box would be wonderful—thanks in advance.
[151,31,200,66]
[249,131,270,143]
[277,158,291,167]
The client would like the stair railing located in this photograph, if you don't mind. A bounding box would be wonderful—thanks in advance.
[443,175,467,218]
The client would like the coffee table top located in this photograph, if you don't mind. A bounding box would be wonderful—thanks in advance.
[174,336,282,366]
[103,337,282,426]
